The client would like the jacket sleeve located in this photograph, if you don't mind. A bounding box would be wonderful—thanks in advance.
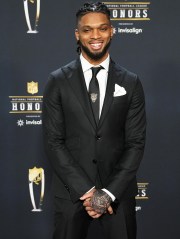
[106,77,146,201]
[42,74,94,202]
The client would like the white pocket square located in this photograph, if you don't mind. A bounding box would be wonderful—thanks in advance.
[113,84,126,97]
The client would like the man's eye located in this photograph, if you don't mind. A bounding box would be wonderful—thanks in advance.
[100,28,107,31]
[83,29,91,32]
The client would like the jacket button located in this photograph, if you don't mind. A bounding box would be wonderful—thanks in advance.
[96,135,101,140]
[64,184,69,190]
[92,159,97,164]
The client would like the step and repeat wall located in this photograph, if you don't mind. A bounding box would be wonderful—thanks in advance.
[1,0,180,238]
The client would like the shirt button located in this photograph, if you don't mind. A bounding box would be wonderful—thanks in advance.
[92,159,97,164]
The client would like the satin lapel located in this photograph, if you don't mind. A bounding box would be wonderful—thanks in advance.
[64,59,96,131]
[98,60,117,129]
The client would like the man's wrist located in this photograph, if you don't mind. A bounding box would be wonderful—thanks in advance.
[102,188,116,202]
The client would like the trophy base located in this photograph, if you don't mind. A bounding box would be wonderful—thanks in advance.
[27,30,38,34]
[31,209,42,212]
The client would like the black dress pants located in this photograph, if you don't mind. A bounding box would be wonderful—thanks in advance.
[53,196,136,239]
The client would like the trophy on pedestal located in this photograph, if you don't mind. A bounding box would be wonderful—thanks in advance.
[29,167,45,211]
[23,0,40,33]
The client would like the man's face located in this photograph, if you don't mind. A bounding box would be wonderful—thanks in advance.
[75,12,113,64]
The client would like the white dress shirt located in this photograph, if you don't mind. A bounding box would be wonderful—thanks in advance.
[80,54,116,202]
[80,54,109,118]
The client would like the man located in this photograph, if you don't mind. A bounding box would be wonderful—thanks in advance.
[43,2,146,239]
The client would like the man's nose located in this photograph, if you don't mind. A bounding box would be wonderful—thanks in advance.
[90,29,101,39]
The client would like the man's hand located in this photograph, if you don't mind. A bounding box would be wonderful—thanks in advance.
[80,188,96,201]
[80,189,102,218]
[90,189,112,214]
[84,199,113,217]
[82,198,102,218]
[80,189,113,218]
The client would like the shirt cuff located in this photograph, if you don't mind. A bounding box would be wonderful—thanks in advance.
[86,186,95,194]
[102,188,116,202]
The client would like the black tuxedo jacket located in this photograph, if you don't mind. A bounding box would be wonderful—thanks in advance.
[43,58,146,203]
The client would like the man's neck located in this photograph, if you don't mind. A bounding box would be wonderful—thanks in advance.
[81,52,109,65]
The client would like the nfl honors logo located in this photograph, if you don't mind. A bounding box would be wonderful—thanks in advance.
[27,81,38,94]
[9,81,42,114]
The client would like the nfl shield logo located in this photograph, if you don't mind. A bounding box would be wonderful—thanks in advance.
[27,81,38,94]
[29,167,42,185]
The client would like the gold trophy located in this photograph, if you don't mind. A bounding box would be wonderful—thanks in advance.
[23,0,40,33]
[29,167,45,211]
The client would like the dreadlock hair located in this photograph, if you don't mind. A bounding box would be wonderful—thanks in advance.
[76,2,111,54]
[76,2,110,23]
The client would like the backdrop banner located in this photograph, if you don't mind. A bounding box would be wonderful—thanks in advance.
[1,0,180,238]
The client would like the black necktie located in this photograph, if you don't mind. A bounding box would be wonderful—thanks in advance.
[89,67,102,125]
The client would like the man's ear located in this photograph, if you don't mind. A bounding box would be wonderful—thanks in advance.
[75,29,79,41]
